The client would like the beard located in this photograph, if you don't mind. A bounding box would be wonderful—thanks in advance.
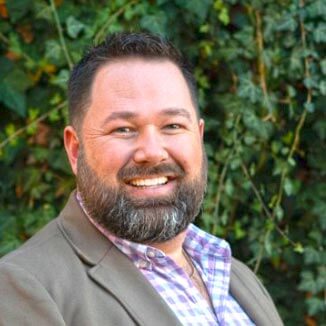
[76,146,207,243]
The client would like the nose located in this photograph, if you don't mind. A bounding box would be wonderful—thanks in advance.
[133,127,168,165]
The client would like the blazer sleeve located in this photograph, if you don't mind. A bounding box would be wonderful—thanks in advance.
[0,262,66,326]
[230,258,284,326]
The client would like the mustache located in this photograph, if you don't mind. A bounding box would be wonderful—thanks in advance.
[118,163,185,181]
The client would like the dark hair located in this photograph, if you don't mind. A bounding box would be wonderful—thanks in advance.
[68,32,199,131]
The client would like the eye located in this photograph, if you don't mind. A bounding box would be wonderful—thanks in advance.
[164,123,182,130]
[115,127,132,133]
[112,126,136,136]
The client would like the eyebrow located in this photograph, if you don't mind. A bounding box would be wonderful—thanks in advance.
[160,108,192,122]
[101,107,193,127]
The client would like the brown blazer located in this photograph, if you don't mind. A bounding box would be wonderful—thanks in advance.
[0,192,283,325]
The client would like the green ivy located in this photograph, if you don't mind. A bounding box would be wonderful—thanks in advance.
[0,0,325,323]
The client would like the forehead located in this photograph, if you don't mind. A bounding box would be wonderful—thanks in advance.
[87,58,196,120]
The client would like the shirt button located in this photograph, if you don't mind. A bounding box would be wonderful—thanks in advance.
[137,260,149,269]
[147,250,156,258]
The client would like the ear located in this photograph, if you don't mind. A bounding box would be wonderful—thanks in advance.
[198,118,205,140]
[64,126,79,176]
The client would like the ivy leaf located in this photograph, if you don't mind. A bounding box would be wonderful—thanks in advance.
[0,57,14,80]
[313,203,326,229]
[294,242,304,254]
[238,75,262,103]
[304,247,321,264]
[313,23,326,43]
[234,221,246,239]
[177,0,211,22]
[140,14,167,34]
[264,231,273,256]
[244,134,256,145]
[320,59,326,75]
[242,111,272,140]
[45,40,62,61]
[66,16,85,39]
[304,102,315,113]
[319,80,326,95]
[34,1,52,21]
[276,16,297,32]
[284,178,301,196]
[0,83,26,117]
[306,0,326,18]
[290,49,304,76]
[48,150,72,174]
[273,205,284,221]
[0,67,31,116]
[50,69,69,89]
[7,0,33,23]
[3,68,33,92]
[306,297,325,316]
[316,267,326,292]
[224,178,234,196]
[298,271,317,293]
[313,120,326,140]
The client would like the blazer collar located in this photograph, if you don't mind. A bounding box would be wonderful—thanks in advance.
[57,191,182,326]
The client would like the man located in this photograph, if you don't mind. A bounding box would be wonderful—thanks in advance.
[0,32,283,325]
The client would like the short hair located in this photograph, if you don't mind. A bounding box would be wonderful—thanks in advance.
[67,32,199,131]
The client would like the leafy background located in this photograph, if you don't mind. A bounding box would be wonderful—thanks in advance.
[0,0,325,324]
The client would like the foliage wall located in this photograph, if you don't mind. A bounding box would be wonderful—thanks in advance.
[0,0,325,324]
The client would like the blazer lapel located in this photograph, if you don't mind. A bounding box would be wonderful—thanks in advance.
[89,245,182,326]
[58,192,182,326]
[230,258,283,326]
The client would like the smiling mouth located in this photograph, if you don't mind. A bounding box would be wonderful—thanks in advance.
[128,176,169,187]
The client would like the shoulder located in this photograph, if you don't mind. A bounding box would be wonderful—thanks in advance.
[230,257,284,326]
[0,217,80,290]
[231,257,272,298]
[0,219,72,325]
[1,218,70,266]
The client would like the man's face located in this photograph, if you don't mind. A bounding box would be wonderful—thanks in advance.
[74,58,207,243]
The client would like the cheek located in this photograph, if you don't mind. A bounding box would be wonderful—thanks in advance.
[167,136,203,173]
[84,141,132,177]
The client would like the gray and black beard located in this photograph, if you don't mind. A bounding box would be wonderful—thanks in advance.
[76,147,207,243]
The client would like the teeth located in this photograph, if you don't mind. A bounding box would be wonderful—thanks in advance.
[129,177,168,187]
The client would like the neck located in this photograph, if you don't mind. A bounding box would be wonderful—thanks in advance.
[150,230,187,266]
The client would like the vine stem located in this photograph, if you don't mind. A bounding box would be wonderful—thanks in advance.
[0,32,9,44]
[255,9,273,114]
[272,0,310,216]
[240,161,298,272]
[94,0,138,45]
[212,115,241,234]
[0,101,67,151]
[243,1,310,272]
[240,162,295,242]
[49,0,73,70]
[253,230,271,274]
[211,147,233,235]
[240,162,271,220]
[213,150,231,220]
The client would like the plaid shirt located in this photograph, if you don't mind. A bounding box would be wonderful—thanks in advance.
[77,194,254,325]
